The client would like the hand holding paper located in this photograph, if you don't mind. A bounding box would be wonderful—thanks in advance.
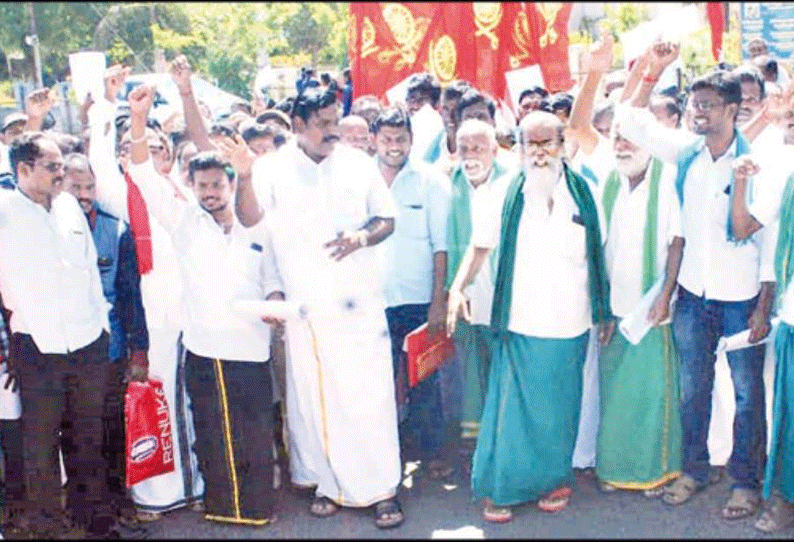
[715,318,779,355]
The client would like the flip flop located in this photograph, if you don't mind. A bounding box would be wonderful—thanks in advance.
[309,496,339,518]
[662,474,706,506]
[374,498,404,529]
[482,499,512,523]
[755,496,794,533]
[537,486,572,513]
[722,488,760,520]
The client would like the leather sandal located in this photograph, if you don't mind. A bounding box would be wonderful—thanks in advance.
[755,495,794,533]
[722,488,760,520]
[662,474,706,506]
[373,498,404,529]
[309,496,338,518]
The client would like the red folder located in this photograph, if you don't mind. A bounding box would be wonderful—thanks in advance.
[402,323,456,388]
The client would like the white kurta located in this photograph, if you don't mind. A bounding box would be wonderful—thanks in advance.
[252,141,401,506]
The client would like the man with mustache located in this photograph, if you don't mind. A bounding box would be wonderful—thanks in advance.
[0,132,114,538]
[373,106,453,481]
[124,84,285,525]
[447,111,612,521]
[236,87,404,529]
[445,119,515,467]
[615,43,775,520]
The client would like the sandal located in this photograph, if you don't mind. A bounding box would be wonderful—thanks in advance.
[537,486,572,513]
[598,480,617,493]
[755,496,794,533]
[374,498,404,529]
[135,510,163,522]
[643,485,666,499]
[722,488,760,520]
[482,499,512,523]
[662,474,706,506]
[309,496,339,518]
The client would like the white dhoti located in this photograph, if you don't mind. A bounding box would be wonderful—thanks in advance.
[572,327,600,468]
[285,298,401,507]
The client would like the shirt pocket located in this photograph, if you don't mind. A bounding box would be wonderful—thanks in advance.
[553,216,587,266]
[59,228,90,270]
[398,203,428,240]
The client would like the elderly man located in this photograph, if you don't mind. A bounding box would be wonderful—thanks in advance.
[445,119,514,458]
[338,114,372,155]
[0,132,113,538]
[236,87,404,529]
[447,111,611,522]
[615,45,774,520]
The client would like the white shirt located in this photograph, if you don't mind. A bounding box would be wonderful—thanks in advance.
[473,167,605,338]
[252,140,397,308]
[0,189,109,353]
[569,132,614,189]
[615,104,764,301]
[128,159,282,362]
[380,159,450,308]
[88,97,186,331]
[599,161,682,318]
[0,142,11,176]
[461,164,514,325]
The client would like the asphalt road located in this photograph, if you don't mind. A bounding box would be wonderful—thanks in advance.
[135,463,791,539]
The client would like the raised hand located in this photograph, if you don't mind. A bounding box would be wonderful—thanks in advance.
[582,34,614,73]
[170,55,192,94]
[103,64,130,102]
[25,87,56,119]
[732,156,761,182]
[127,84,155,119]
[648,41,680,75]
[216,134,254,179]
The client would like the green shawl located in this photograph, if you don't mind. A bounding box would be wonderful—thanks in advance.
[774,173,794,297]
[490,164,613,334]
[601,157,663,293]
[445,160,505,290]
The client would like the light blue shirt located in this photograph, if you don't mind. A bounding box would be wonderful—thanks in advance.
[380,158,451,308]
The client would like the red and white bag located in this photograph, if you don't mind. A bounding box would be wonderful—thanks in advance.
[124,378,175,487]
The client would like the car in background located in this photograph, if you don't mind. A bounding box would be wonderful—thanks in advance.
[120,73,246,124]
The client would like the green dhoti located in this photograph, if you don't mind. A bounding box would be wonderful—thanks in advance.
[763,322,794,502]
[453,321,492,440]
[596,324,682,489]
[471,331,589,506]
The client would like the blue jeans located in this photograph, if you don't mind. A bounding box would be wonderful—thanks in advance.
[672,286,767,490]
[385,304,446,460]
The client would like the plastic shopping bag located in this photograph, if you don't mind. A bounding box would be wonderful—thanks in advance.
[124,378,175,487]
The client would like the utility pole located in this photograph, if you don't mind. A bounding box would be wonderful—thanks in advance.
[26,1,43,88]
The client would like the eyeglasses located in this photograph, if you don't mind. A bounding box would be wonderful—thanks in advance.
[28,160,64,173]
[521,138,559,152]
[687,99,725,112]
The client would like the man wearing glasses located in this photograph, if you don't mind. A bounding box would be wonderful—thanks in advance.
[615,44,774,521]
[0,132,115,538]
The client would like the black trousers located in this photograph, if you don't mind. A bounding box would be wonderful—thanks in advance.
[101,360,133,511]
[10,331,111,530]
[185,351,276,524]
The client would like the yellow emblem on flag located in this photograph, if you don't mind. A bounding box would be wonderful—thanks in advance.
[429,35,456,83]
[361,16,380,59]
[473,3,502,50]
[537,2,562,48]
[510,11,532,68]
[378,3,430,69]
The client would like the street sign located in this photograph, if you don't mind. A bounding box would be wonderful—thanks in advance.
[740,2,794,60]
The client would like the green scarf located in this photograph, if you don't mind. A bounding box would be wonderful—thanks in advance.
[601,157,663,293]
[490,164,613,334]
[774,173,794,297]
[445,161,505,290]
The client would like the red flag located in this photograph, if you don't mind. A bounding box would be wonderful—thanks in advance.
[706,2,725,62]
[124,171,153,275]
[525,3,574,92]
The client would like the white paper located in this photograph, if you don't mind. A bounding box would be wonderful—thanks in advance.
[0,372,21,420]
[68,51,106,104]
[504,64,545,113]
[618,277,665,346]
[230,299,307,321]
[715,317,780,355]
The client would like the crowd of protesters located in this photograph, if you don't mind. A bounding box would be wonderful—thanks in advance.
[0,32,793,539]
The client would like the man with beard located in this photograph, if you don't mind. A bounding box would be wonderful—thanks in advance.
[447,111,612,522]
[236,87,404,529]
[445,119,514,463]
[615,44,775,520]
[125,85,284,524]
[373,106,453,480]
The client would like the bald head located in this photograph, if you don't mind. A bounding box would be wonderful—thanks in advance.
[338,114,372,154]
[518,110,565,170]
[518,111,564,144]
[456,118,496,146]
[456,119,498,185]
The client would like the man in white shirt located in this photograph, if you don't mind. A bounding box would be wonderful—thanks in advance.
[0,113,27,180]
[236,87,404,529]
[447,111,612,522]
[444,119,513,461]
[615,49,774,519]
[0,132,114,538]
[374,106,452,480]
[125,85,283,525]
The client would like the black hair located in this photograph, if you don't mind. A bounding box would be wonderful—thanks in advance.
[732,66,766,99]
[187,151,235,183]
[209,122,236,139]
[241,122,287,148]
[592,101,615,126]
[689,70,742,108]
[342,67,351,82]
[371,106,412,136]
[274,97,294,115]
[455,89,496,123]
[442,79,472,102]
[290,87,338,123]
[53,132,84,156]
[9,131,49,179]
[321,73,332,86]
[406,72,441,107]
[63,152,94,179]
[540,93,574,118]
[518,86,549,103]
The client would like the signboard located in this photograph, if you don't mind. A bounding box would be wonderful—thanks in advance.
[740,3,794,60]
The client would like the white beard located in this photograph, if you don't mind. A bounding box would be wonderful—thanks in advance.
[524,159,562,200]
[615,151,651,179]
[461,159,490,185]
